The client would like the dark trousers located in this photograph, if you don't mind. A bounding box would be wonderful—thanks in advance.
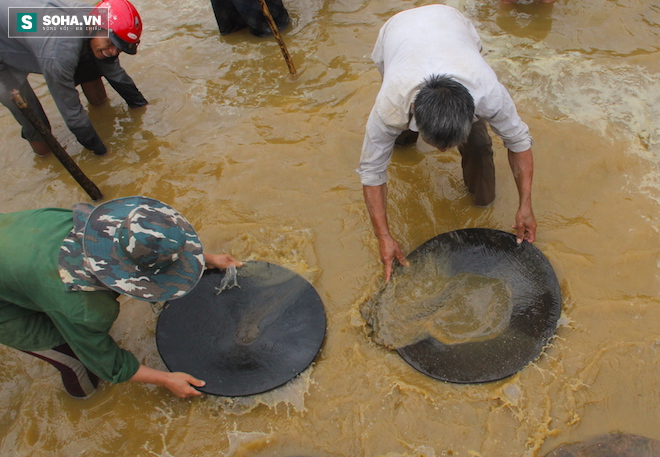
[458,119,495,206]
[210,0,290,37]
[22,343,99,399]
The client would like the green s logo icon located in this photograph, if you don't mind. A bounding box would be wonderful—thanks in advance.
[17,13,38,32]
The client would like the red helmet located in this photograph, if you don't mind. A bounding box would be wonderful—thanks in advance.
[93,0,142,55]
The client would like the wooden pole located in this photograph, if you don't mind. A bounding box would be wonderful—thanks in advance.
[258,0,298,79]
[11,90,103,201]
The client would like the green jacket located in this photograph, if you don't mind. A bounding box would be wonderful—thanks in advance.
[0,208,139,383]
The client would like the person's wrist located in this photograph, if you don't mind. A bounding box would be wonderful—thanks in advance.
[204,254,220,268]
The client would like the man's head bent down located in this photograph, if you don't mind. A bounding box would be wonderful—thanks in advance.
[413,74,475,150]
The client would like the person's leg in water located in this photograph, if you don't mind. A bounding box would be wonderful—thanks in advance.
[22,343,99,399]
[245,0,290,37]
[74,51,108,106]
[29,141,52,157]
[210,0,247,35]
[0,69,53,157]
[457,118,496,206]
[81,78,108,106]
[210,0,290,37]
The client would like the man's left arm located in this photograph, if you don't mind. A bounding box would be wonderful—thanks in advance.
[96,57,147,108]
[484,82,536,243]
[508,148,536,244]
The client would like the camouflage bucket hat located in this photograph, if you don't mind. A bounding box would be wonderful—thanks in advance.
[82,196,204,301]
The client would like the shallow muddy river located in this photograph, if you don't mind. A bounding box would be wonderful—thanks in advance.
[1,0,659,456]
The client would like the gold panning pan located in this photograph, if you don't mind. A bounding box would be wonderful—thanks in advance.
[364,228,561,383]
[156,261,326,396]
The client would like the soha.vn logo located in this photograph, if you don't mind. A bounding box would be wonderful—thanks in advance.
[15,11,102,32]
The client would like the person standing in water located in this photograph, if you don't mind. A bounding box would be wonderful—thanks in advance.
[210,0,290,37]
[0,196,242,398]
[0,0,147,157]
[357,5,536,282]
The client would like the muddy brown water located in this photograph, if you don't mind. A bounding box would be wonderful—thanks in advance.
[1,0,659,456]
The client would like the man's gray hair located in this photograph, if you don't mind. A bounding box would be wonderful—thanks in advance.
[413,74,475,149]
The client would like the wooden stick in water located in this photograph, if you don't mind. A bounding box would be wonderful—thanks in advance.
[11,90,103,201]
[258,0,298,79]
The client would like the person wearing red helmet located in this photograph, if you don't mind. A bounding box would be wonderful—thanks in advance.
[0,0,147,157]
[93,0,142,55]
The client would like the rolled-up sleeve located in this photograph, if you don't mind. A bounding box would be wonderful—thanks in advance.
[481,83,533,153]
[357,106,402,186]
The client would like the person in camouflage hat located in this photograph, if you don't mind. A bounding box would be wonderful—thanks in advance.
[0,196,241,399]
[61,196,207,301]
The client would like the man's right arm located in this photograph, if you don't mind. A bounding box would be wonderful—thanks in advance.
[363,184,408,282]
[359,106,410,281]
[130,365,205,398]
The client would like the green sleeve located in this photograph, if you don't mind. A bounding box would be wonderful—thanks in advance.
[40,289,141,384]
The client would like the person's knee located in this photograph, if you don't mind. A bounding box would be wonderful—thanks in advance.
[24,344,99,399]
[473,192,495,207]
[395,129,419,147]
[29,141,51,157]
[81,79,108,106]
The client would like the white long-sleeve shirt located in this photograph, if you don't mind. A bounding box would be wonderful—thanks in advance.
[357,4,533,187]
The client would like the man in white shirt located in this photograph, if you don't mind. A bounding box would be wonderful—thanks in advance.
[357,4,536,282]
